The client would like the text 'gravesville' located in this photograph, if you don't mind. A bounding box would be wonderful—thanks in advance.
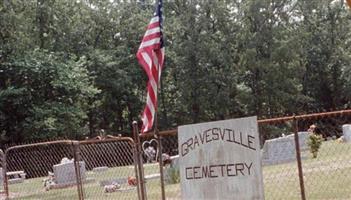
[181,127,256,157]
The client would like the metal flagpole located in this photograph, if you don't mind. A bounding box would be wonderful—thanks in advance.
[154,110,166,200]
[155,0,166,195]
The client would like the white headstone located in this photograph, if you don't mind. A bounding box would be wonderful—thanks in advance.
[261,132,309,165]
[93,166,109,173]
[296,131,309,151]
[178,116,264,200]
[342,124,351,142]
[53,161,86,186]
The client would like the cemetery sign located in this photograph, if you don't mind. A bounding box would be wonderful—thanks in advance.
[178,116,264,200]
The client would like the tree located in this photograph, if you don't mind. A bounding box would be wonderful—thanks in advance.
[0,49,99,143]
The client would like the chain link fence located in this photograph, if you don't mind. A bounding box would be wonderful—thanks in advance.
[79,138,138,200]
[1,138,139,200]
[297,114,351,200]
[3,141,79,200]
[258,120,302,200]
[137,135,170,200]
[157,110,351,200]
[256,111,351,200]
[1,110,350,200]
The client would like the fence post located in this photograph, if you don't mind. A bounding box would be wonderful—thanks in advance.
[2,149,10,200]
[133,121,147,200]
[1,149,9,200]
[72,141,84,200]
[293,117,306,200]
[132,138,142,200]
[155,131,166,200]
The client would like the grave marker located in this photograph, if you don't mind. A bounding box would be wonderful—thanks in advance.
[261,132,309,165]
[178,116,264,200]
[342,124,351,142]
[53,161,86,186]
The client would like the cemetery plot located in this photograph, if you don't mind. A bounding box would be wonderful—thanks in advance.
[79,139,138,199]
[2,140,350,200]
[2,115,351,200]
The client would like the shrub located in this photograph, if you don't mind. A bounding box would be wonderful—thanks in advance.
[166,167,180,184]
[307,134,323,158]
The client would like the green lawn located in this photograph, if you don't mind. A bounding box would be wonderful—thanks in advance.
[263,141,351,200]
[5,141,351,200]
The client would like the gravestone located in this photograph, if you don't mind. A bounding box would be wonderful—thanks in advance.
[53,161,86,186]
[6,171,26,184]
[342,124,351,142]
[261,132,309,165]
[93,166,108,173]
[178,116,264,200]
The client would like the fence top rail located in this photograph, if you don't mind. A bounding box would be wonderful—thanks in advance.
[258,109,351,124]
[2,137,136,153]
[140,129,177,138]
[4,140,75,154]
[78,136,135,145]
[150,109,351,137]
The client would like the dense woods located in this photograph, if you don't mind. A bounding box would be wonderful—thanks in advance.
[1,0,351,144]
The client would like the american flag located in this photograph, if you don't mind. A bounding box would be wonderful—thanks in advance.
[137,0,165,134]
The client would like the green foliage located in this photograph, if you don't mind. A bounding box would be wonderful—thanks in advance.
[166,167,180,184]
[0,49,99,142]
[308,134,323,158]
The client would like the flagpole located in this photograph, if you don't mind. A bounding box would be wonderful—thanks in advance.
[155,81,166,200]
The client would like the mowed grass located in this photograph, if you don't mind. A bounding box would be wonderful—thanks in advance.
[5,141,351,200]
[263,141,351,200]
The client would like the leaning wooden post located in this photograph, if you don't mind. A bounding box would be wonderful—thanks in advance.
[133,121,147,200]
[293,116,306,200]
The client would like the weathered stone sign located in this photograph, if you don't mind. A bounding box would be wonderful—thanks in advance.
[178,116,264,200]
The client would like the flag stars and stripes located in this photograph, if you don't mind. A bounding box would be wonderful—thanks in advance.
[137,0,164,134]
